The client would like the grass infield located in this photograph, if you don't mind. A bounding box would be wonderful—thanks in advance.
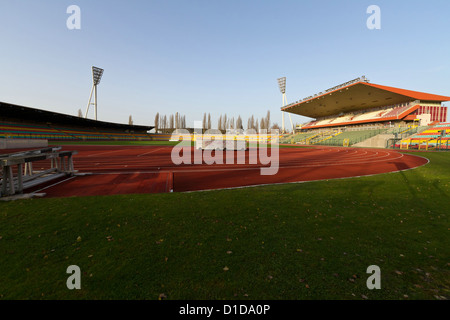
[0,151,448,300]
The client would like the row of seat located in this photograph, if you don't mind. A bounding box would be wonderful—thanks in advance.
[280,132,319,144]
[304,104,416,128]
[380,104,413,118]
[0,122,152,141]
[319,129,387,146]
[410,123,450,140]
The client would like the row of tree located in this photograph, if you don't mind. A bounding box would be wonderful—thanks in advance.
[154,111,280,133]
[154,112,187,133]
[207,111,278,132]
[76,108,282,133]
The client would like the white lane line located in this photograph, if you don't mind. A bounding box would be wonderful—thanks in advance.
[87,149,125,157]
[33,176,77,193]
[180,157,431,194]
[83,153,413,175]
[72,151,406,172]
[137,148,164,157]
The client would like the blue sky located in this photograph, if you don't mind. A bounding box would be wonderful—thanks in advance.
[0,0,449,127]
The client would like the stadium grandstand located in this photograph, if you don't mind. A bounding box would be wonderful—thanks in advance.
[0,101,154,142]
[281,76,450,147]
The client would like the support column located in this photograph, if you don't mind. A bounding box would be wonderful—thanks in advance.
[1,166,7,195]
[17,163,23,194]
[7,166,15,195]
[85,84,95,119]
[95,85,98,121]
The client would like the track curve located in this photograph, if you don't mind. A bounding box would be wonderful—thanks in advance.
[34,145,429,197]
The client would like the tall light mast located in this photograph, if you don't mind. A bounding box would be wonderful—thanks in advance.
[85,66,104,121]
[278,77,294,133]
[278,77,287,133]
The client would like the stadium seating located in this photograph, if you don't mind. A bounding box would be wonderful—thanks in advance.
[408,124,450,139]
[303,102,419,129]
[400,123,450,150]
[0,122,153,141]
[352,110,384,121]
[319,129,387,146]
[280,132,320,144]
[381,104,415,118]
[0,122,72,140]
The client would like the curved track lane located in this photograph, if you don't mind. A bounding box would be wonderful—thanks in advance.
[33,145,428,197]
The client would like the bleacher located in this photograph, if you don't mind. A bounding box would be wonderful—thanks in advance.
[0,122,72,140]
[381,104,414,118]
[408,123,450,139]
[400,123,450,150]
[303,102,419,129]
[280,132,320,144]
[296,132,323,144]
[0,101,155,144]
[329,114,354,124]
[352,110,385,122]
[319,129,387,146]
[0,122,153,142]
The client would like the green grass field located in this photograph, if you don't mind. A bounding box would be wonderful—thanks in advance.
[0,151,448,300]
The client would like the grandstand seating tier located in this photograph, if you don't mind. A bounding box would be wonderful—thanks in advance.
[0,122,153,141]
[400,123,450,150]
[303,103,420,129]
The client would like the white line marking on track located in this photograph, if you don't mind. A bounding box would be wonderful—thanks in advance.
[87,149,125,157]
[33,176,77,193]
[180,157,431,194]
[137,148,164,157]
[79,152,410,175]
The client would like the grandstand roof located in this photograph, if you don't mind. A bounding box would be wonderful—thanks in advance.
[282,81,450,118]
[0,101,153,132]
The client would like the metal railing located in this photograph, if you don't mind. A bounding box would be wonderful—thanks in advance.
[0,147,78,197]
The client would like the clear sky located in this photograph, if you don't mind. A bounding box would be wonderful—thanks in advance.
[0,0,449,128]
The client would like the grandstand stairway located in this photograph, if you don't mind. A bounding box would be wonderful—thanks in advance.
[354,126,426,148]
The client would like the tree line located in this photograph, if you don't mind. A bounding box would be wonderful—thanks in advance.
[206,110,279,133]
[154,110,279,133]
[77,108,281,133]
[154,112,187,133]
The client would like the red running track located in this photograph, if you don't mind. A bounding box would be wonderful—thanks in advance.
[26,145,428,198]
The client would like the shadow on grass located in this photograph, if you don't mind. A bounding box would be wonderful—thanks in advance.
[391,159,449,205]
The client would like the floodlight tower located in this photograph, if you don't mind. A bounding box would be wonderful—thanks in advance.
[85,66,104,121]
[278,77,294,133]
[278,77,287,133]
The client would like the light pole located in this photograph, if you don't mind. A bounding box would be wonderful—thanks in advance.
[278,77,294,133]
[85,66,104,121]
[278,77,287,133]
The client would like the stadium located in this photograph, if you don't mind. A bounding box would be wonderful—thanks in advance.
[1,70,449,303]
[2,2,450,314]
[0,73,450,300]
[2,75,447,198]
